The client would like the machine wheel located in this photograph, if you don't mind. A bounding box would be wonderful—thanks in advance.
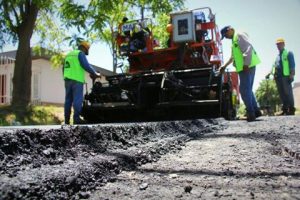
[222,91,237,120]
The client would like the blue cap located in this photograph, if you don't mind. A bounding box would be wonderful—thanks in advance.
[220,26,232,40]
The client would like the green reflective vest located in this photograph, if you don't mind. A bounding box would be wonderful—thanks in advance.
[63,50,85,83]
[272,49,290,76]
[232,33,261,72]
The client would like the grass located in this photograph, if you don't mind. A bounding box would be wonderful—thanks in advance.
[0,105,64,126]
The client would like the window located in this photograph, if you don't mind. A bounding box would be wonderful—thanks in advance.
[0,74,7,104]
[32,72,41,104]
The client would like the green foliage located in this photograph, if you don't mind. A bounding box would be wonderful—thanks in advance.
[60,1,89,31]
[81,0,184,71]
[255,79,280,112]
[0,0,54,48]
[126,0,184,17]
[237,103,246,117]
[34,9,68,68]
[152,13,171,48]
[58,0,170,69]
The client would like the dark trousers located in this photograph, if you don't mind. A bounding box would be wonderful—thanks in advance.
[239,67,259,114]
[64,79,83,124]
[275,76,294,112]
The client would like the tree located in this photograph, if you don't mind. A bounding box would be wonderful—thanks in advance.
[151,13,172,49]
[1,0,42,110]
[127,0,184,20]
[84,0,184,72]
[0,0,71,113]
[88,0,130,73]
[255,79,281,114]
[0,0,110,114]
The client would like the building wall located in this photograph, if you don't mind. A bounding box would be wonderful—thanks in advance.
[32,59,63,104]
[293,83,300,108]
[33,59,101,105]
[1,58,105,105]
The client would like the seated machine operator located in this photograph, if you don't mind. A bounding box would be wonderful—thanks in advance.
[129,23,147,52]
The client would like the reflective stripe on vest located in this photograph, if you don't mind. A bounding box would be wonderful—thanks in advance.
[63,50,85,83]
[232,33,261,72]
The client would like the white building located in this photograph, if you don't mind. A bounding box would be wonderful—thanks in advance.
[0,49,114,105]
[293,82,300,109]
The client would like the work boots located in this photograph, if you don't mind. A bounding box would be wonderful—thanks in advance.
[74,118,87,125]
[64,118,70,125]
[246,112,256,122]
[277,108,288,116]
[255,109,262,118]
[287,107,296,115]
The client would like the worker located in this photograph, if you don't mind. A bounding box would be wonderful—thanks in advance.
[166,23,173,47]
[118,17,129,35]
[266,38,295,115]
[129,23,147,52]
[117,17,131,55]
[219,26,262,122]
[63,41,101,124]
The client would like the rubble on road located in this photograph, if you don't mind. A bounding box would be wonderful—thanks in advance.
[0,119,220,199]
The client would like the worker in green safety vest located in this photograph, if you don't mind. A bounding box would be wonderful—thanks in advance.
[63,41,101,124]
[219,26,262,122]
[266,38,295,115]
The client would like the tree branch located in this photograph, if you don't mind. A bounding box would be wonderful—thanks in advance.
[19,3,25,22]
[12,6,21,26]
[2,1,18,33]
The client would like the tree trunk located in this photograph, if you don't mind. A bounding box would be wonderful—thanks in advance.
[111,25,117,73]
[11,35,32,109]
[11,3,38,111]
[113,48,117,73]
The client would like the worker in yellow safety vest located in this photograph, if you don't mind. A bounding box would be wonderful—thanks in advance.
[219,25,262,122]
[63,41,101,124]
[266,38,296,115]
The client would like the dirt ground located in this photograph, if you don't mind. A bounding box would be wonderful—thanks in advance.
[0,116,299,199]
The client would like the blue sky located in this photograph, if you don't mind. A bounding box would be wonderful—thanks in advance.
[3,0,300,91]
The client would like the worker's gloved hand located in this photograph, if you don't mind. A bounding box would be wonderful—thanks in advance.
[265,74,270,79]
[289,75,294,84]
[243,65,249,72]
[90,72,101,79]
[95,72,101,77]
[219,66,226,74]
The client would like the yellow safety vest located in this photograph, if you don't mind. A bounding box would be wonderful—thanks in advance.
[232,33,261,72]
[273,49,290,76]
[63,50,85,83]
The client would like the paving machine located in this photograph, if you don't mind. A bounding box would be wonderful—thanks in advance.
[82,7,239,123]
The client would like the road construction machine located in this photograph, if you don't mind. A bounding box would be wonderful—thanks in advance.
[82,7,239,123]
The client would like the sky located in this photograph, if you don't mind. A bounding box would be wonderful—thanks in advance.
[2,0,300,91]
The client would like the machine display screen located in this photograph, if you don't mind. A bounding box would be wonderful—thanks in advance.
[172,12,195,42]
[178,19,188,35]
